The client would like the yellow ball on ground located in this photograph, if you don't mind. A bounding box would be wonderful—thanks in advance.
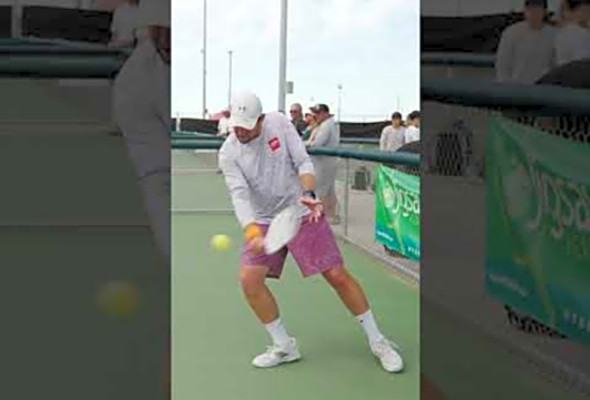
[97,281,140,317]
[211,234,232,251]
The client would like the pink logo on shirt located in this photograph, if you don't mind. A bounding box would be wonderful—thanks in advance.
[268,137,281,153]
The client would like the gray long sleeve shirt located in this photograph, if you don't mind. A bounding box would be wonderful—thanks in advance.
[218,112,314,228]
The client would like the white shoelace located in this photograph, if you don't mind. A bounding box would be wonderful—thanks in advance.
[263,344,289,358]
[372,338,401,355]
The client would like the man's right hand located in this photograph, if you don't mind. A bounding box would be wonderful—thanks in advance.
[249,236,266,255]
[244,223,265,255]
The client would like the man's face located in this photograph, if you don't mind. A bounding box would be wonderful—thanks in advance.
[314,111,328,123]
[150,26,171,65]
[233,120,262,144]
[412,117,420,128]
[290,106,302,120]
[392,117,402,127]
[525,5,545,26]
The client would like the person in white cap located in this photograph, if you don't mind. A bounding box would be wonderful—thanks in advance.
[113,0,171,263]
[218,91,404,373]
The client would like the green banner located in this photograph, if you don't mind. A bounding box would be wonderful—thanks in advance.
[487,116,590,344]
[375,166,420,261]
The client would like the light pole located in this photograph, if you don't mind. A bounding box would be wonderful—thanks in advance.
[337,84,343,122]
[202,0,208,118]
[278,0,288,112]
[11,0,22,38]
[227,50,233,107]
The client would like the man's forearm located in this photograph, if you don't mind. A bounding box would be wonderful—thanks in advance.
[300,173,316,193]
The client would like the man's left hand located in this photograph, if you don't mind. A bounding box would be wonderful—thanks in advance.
[300,196,323,223]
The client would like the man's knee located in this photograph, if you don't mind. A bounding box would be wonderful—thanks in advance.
[323,267,350,289]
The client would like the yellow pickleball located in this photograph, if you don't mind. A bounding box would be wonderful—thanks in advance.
[211,234,232,251]
[97,281,140,317]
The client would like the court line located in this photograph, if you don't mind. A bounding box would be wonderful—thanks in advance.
[172,168,219,174]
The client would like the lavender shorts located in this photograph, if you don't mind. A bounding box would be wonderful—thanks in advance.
[241,215,344,279]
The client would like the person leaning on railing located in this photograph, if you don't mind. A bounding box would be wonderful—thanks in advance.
[306,103,341,225]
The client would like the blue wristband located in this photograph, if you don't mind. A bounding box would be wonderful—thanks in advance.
[303,190,316,200]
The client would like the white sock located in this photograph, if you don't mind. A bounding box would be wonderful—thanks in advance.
[355,310,385,345]
[264,318,291,346]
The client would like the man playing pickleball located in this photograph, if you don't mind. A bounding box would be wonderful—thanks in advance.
[219,92,403,372]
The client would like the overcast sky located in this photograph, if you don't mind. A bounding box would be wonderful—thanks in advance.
[172,0,420,122]
[170,0,562,121]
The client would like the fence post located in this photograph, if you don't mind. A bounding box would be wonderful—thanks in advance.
[344,158,350,237]
[11,2,22,38]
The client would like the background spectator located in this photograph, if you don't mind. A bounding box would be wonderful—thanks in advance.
[554,0,590,66]
[290,103,308,136]
[405,111,420,143]
[216,109,232,137]
[302,111,318,142]
[379,111,406,152]
[495,0,555,84]
[109,0,145,49]
[307,103,340,224]
[556,0,574,26]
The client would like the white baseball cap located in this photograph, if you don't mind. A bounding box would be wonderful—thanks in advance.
[229,92,263,130]
[138,0,171,28]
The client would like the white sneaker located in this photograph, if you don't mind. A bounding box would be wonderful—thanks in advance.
[252,338,301,368]
[370,337,404,373]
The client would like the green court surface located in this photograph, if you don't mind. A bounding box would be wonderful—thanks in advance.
[0,227,166,399]
[0,135,147,225]
[0,133,166,399]
[172,149,590,400]
[172,214,419,400]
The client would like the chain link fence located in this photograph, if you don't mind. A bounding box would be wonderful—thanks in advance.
[422,75,590,397]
